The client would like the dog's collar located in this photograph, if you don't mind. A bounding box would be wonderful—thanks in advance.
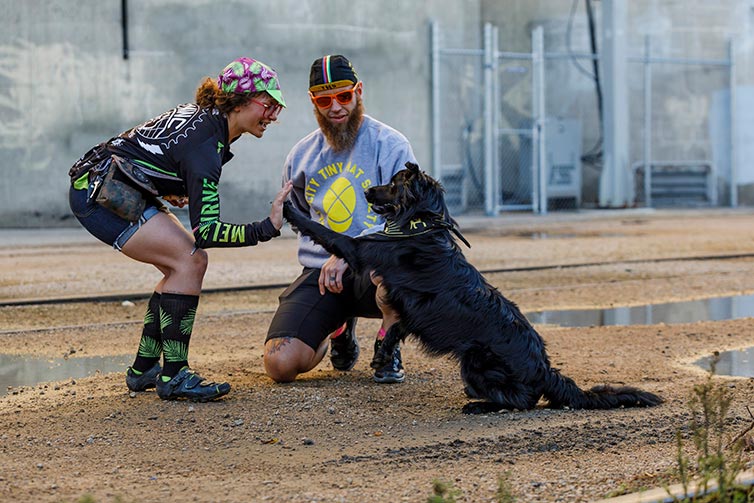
[365,217,471,248]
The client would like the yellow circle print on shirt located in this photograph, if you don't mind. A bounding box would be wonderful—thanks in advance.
[323,177,357,232]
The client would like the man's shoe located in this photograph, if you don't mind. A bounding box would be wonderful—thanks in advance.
[155,367,230,402]
[330,318,360,371]
[126,362,161,392]
[372,339,405,384]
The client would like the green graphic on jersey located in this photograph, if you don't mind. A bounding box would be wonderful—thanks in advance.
[196,178,247,245]
[180,308,197,336]
[217,141,224,153]
[323,176,357,232]
[199,179,220,226]
[199,221,247,244]
[159,308,173,332]
[137,335,162,359]
[163,340,189,363]
[132,159,178,178]
[143,309,155,326]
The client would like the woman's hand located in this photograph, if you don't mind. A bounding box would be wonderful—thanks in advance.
[319,255,348,295]
[163,195,188,208]
[269,181,294,229]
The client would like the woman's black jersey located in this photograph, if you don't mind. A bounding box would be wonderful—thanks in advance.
[106,103,278,248]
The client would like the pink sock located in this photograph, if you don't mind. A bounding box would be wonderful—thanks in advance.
[330,323,347,339]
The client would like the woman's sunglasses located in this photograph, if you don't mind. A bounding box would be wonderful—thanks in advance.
[250,99,283,118]
[309,85,360,109]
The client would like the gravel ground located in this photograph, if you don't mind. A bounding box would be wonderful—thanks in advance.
[1,209,753,502]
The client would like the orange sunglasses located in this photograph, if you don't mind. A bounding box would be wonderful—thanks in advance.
[309,84,360,108]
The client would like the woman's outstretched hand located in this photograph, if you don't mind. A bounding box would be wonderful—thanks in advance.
[269,180,294,229]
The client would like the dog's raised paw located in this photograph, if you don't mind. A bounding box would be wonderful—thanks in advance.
[283,201,301,224]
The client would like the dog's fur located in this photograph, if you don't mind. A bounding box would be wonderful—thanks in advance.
[283,162,663,414]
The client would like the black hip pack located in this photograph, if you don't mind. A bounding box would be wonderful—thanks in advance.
[92,155,159,222]
[69,142,111,181]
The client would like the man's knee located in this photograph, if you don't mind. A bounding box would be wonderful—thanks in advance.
[264,353,299,383]
[263,337,313,383]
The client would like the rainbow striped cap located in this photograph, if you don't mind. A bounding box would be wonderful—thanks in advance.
[309,55,359,92]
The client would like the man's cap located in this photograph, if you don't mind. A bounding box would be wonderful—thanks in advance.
[217,57,286,107]
[309,55,359,92]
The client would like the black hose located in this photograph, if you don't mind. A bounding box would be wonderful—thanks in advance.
[121,0,129,60]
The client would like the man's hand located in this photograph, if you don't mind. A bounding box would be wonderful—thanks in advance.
[319,255,348,295]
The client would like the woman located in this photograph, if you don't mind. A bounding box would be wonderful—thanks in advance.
[68,57,292,402]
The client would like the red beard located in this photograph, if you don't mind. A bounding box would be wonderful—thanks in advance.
[314,98,365,153]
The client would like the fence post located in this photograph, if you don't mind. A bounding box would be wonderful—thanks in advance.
[492,25,500,212]
[643,35,653,207]
[483,23,496,216]
[430,20,441,182]
[532,26,547,215]
[728,37,737,208]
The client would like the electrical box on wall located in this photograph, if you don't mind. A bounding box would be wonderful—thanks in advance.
[545,117,582,206]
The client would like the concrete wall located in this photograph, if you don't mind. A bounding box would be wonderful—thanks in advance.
[3,0,753,225]
[0,0,480,227]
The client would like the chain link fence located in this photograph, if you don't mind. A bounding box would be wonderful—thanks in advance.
[431,21,736,215]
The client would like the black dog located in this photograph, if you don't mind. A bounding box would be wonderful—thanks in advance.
[283,162,662,414]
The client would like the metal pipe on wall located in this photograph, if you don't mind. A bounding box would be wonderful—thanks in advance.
[121,0,129,60]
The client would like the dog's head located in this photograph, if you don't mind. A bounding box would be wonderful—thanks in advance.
[365,162,451,227]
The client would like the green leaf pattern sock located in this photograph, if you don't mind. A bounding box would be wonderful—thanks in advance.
[159,293,200,378]
[132,292,162,372]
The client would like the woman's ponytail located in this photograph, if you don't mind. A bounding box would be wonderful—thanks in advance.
[195,77,256,115]
[195,77,219,109]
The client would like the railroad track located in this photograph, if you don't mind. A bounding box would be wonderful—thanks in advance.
[3,251,754,308]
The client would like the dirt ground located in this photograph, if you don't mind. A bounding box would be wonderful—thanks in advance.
[1,209,754,502]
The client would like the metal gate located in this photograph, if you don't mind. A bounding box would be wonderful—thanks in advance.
[431,22,545,216]
[431,20,737,216]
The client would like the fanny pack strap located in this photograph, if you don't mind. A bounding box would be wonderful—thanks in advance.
[110,155,158,196]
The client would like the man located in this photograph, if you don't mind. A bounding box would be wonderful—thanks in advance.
[264,54,416,384]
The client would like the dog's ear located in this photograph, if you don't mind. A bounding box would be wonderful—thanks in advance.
[405,162,420,174]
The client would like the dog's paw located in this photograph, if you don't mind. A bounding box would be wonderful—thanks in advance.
[370,350,391,370]
[463,386,481,399]
[282,200,296,222]
[461,401,505,415]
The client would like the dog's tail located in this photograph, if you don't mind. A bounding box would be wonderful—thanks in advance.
[543,368,663,409]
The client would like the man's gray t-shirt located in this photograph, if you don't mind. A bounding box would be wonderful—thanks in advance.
[284,114,417,268]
